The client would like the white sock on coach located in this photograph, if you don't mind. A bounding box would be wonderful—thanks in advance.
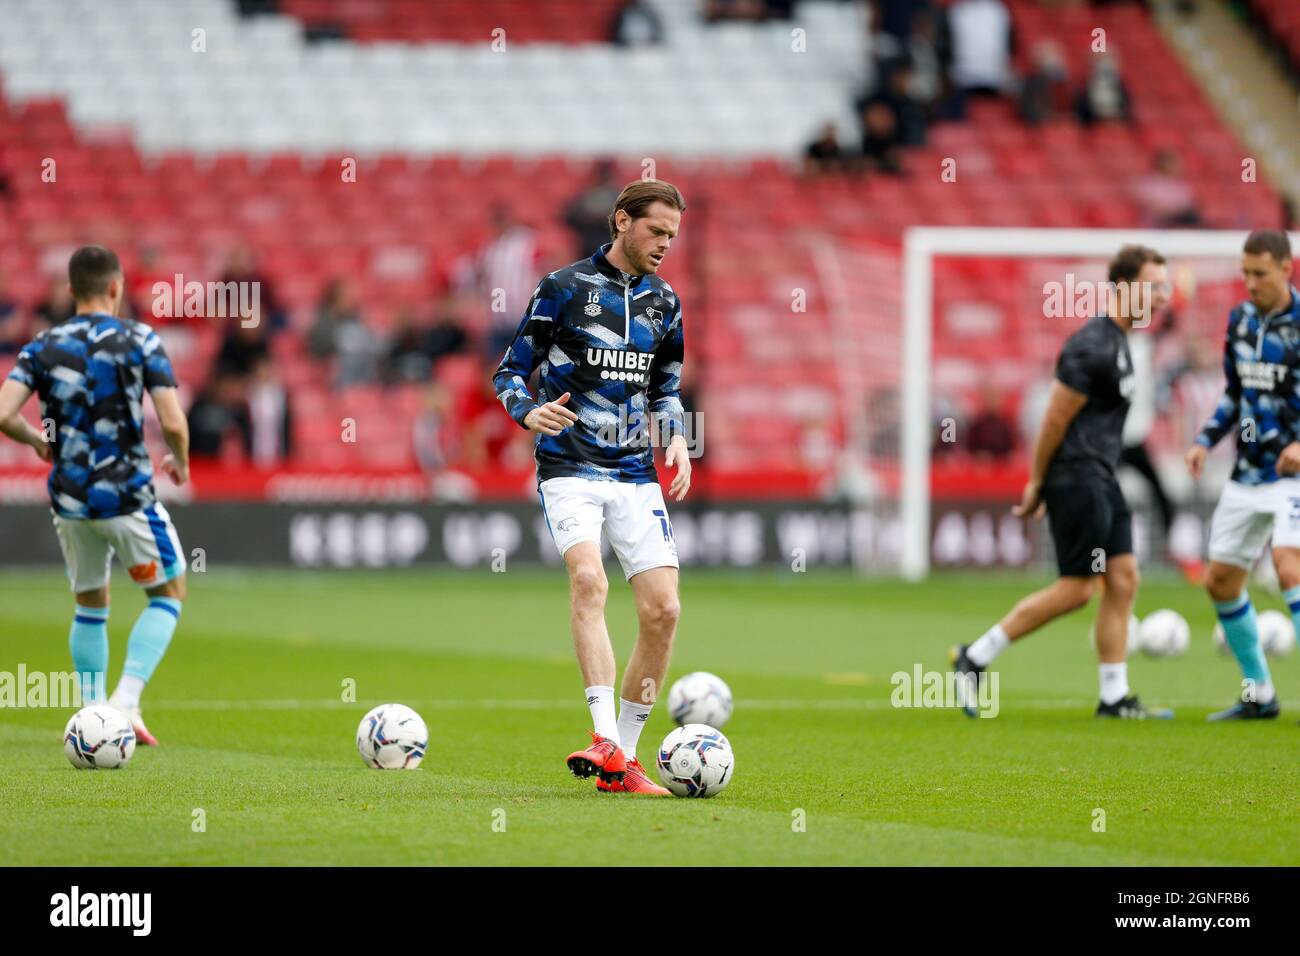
[584,685,619,743]
[1099,662,1130,706]
[967,624,1010,667]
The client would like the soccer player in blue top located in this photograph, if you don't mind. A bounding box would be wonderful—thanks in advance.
[0,246,190,745]
[1186,229,1300,721]
[494,180,690,795]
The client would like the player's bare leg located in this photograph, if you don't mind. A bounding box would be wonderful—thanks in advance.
[998,576,1096,639]
[564,541,615,687]
[562,541,626,781]
[600,565,677,795]
[1092,553,1169,717]
[1094,555,1138,663]
[951,576,1093,716]
[622,566,680,713]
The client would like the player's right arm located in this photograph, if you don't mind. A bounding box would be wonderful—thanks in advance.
[0,378,50,461]
[491,275,577,436]
[1186,314,1242,480]
[1015,380,1088,517]
[0,343,51,461]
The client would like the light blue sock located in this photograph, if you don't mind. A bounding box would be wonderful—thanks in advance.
[122,598,181,685]
[1214,591,1272,691]
[69,605,109,703]
[1283,585,1300,651]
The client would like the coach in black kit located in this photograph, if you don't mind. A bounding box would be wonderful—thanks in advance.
[950,246,1175,719]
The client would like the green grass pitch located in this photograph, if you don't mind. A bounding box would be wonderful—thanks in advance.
[1,567,1297,866]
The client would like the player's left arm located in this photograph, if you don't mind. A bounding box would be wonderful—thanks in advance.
[141,327,189,484]
[1275,354,1300,476]
[648,302,689,500]
[0,361,51,461]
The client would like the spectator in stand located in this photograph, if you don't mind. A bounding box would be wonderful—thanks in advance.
[611,0,664,46]
[804,122,849,175]
[128,246,173,324]
[901,7,948,122]
[459,204,541,361]
[383,306,434,386]
[966,384,1017,460]
[425,296,470,365]
[704,0,790,22]
[33,275,74,329]
[219,244,287,334]
[1075,52,1131,125]
[333,307,383,389]
[946,0,1013,116]
[457,371,531,470]
[868,65,928,147]
[0,273,25,356]
[1018,39,1069,126]
[565,159,622,256]
[412,381,453,473]
[307,278,361,361]
[188,372,251,460]
[857,5,948,140]
[214,318,270,378]
[860,99,904,175]
[246,356,292,466]
[1132,149,1201,228]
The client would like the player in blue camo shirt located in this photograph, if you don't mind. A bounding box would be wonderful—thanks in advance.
[494,180,690,795]
[1186,230,1300,721]
[0,246,191,745]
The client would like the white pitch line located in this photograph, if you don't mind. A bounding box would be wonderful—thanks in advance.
[134,697,1296,712]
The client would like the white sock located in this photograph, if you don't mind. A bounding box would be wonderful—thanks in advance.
[1099,662,1130,706]
[616,698,653,761]
[584,685,619,743]
[967,624,1010,667]
[1251,680,1276,705]
[109,675,145,712]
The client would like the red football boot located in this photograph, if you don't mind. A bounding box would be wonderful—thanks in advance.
[566,731,626,782]
[114,705,159,746]
[597,756,670,795]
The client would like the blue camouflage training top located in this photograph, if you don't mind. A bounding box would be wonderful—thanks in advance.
[7,313,177,518]
[1196,287,1300,485]
[493,244,685,484]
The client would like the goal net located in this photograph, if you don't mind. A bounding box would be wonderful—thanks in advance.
[814,227,1300,580]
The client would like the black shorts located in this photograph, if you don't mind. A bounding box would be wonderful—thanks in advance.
[1042,473,1133,577]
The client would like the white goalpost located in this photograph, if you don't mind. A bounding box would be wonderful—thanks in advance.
[899,227,1300,582]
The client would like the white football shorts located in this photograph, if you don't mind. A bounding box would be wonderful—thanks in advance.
[52,502,185,593]
[1207,478,1300,569]
[538,476,679,580]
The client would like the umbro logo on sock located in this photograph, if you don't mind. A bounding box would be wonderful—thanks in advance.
[635,713,649,722]
[586,696,599,705]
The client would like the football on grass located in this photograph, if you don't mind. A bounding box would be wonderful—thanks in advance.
[63,705,136,770]
[657,723,734,798]
[356,704,428,769]
[667,671,733,728]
